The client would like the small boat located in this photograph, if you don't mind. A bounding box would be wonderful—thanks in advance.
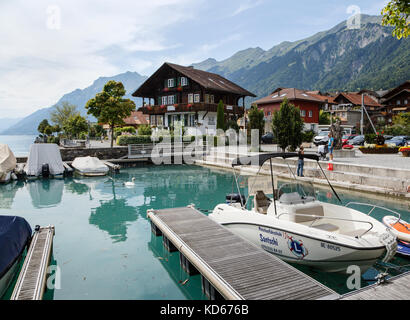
[71,156,109,177]
[397,241,410,257]
[24,144,65,179]
[0,216,32,298]
[209,152,398,273]
[383,216,410,242]
[0,144,17,184]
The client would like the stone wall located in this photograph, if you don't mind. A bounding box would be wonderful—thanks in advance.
[59,147,128,161]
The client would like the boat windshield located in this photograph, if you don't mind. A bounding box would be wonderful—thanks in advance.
[278,181,316,205]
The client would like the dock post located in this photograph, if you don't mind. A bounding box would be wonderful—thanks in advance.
[162,235,178,252]
[201,276,225,300]
[179,253,199,276]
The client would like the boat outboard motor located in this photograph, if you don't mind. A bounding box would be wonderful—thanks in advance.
[41,163,50,178]
[226,193,246,206]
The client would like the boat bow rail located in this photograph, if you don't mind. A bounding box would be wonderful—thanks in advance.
[345,202,402,224]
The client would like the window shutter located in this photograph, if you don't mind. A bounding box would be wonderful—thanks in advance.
[164,79,168,88]
[174,94,178,104]
[158,97,161,105]
[177,77,181,86]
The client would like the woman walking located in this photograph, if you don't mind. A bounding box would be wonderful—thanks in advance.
[297,146,304,177]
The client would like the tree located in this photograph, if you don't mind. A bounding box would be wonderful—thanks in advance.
[319,110,331,125]
[63,115,88,139]
[272,98,304,152]
[216,100,225,131]
[247,105,265,143]
[50,102,80,128]
[38,119,50,135]
[381,0,410,39]
[86,81,136,147]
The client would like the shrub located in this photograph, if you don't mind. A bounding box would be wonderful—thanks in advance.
[302,130,315,143]
[364,134,377,144]
[116,135,152,146]
[138,125,152,136]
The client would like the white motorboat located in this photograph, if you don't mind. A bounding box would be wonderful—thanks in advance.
[24,144,65,179]
[71,156,109,177]
[0,144,17,184]
[209,152,398,273]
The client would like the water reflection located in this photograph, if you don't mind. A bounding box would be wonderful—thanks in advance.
[27,179,64,209]
[89,180,138,243]
[0,181,24,209]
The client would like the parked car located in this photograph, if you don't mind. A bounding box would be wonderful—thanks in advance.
[383,135,394,141]
[342,134,357,146]
[385,136,408,147]
[313,130,330,146]
[348,135,365,146]
[261,132,275,144]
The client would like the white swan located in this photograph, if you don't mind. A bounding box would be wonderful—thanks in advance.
[124,177,136,187]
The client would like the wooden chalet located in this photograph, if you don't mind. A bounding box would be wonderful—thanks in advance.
[380,80,410,124]
[132,62,256,135]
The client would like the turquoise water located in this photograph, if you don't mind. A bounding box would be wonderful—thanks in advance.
[0,135,37,157]
[0,164,409,300]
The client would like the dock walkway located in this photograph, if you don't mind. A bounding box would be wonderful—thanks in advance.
[148,206,339,300]
[10,226,55,300]
[341,271,410,300]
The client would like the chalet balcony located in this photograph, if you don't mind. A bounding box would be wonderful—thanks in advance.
[138,102,245,116]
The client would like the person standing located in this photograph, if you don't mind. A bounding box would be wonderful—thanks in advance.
[328,133,334,161]
[297,146,304,177]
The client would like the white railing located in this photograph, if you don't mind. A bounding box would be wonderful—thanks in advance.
[345,202,402,225]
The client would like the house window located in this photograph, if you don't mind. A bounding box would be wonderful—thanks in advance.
[205,94,210,103]
[168,95,175,105]
[188,94,194,104]
[308,111,313,118]
[157,115,164,126]
[210,95,215,104]
[161,96,168,105]
[300,110,306,117]
[194,94,200,103]
[150,115,156,126]
[397,100,401,105]
[181,77,188,86]
[405,99,408,105]
[168,78,175,88]
[189,114,196,127]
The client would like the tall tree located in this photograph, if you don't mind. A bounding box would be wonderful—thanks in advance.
[37,119,50,135]
[216,100,225,131]
[247,105,265,143]
[382,0,410,39]
[272,98,304,152]
[63,115,88,139]
[50,102,80,128]
[86,81,136,147]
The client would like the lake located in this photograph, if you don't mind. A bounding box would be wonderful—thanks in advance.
[1,164,409,300]
[0,135,38,157]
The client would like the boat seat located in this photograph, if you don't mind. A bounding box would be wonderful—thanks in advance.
[289,203,324,223]
[254,191,270,215]
[312,223,339,232]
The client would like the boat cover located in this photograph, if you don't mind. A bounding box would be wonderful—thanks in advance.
[25,143,64,176]
[72,156,109,174]
[0,216,32,278]
[0,144,16,181]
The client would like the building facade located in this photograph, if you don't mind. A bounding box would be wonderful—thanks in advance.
[252,88,323,133]
[132,62,256,135]
[380,81,410,124]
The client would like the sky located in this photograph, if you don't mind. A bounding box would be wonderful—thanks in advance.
[0,0,389,118]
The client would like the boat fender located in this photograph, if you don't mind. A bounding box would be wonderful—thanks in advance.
[42,163,50,178]
[379,231,398,263]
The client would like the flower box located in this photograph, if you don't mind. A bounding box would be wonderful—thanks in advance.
[359,146,400,154]
[399,147,410,157]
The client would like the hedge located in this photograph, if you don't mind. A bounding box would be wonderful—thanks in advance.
[117,135,153,145]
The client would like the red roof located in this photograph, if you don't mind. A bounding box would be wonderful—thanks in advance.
[253,88,323,105]
[334,92,382,107]
[123,111,149,126]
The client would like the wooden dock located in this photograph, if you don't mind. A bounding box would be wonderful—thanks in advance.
[340,271,410,300]
[10,226,55,300]
[148,206,339,300]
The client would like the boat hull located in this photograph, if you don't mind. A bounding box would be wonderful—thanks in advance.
[218,222,386,273]
[0,255,22,298]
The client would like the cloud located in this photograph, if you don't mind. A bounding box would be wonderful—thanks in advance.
[0,0,200,117]
[231,0,264,17]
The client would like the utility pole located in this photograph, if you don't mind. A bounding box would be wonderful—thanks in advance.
[361,94,364,136]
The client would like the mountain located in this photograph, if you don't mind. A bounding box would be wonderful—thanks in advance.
[0,117,23,133]
[192,14,409,103]
[1,71,147,135]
